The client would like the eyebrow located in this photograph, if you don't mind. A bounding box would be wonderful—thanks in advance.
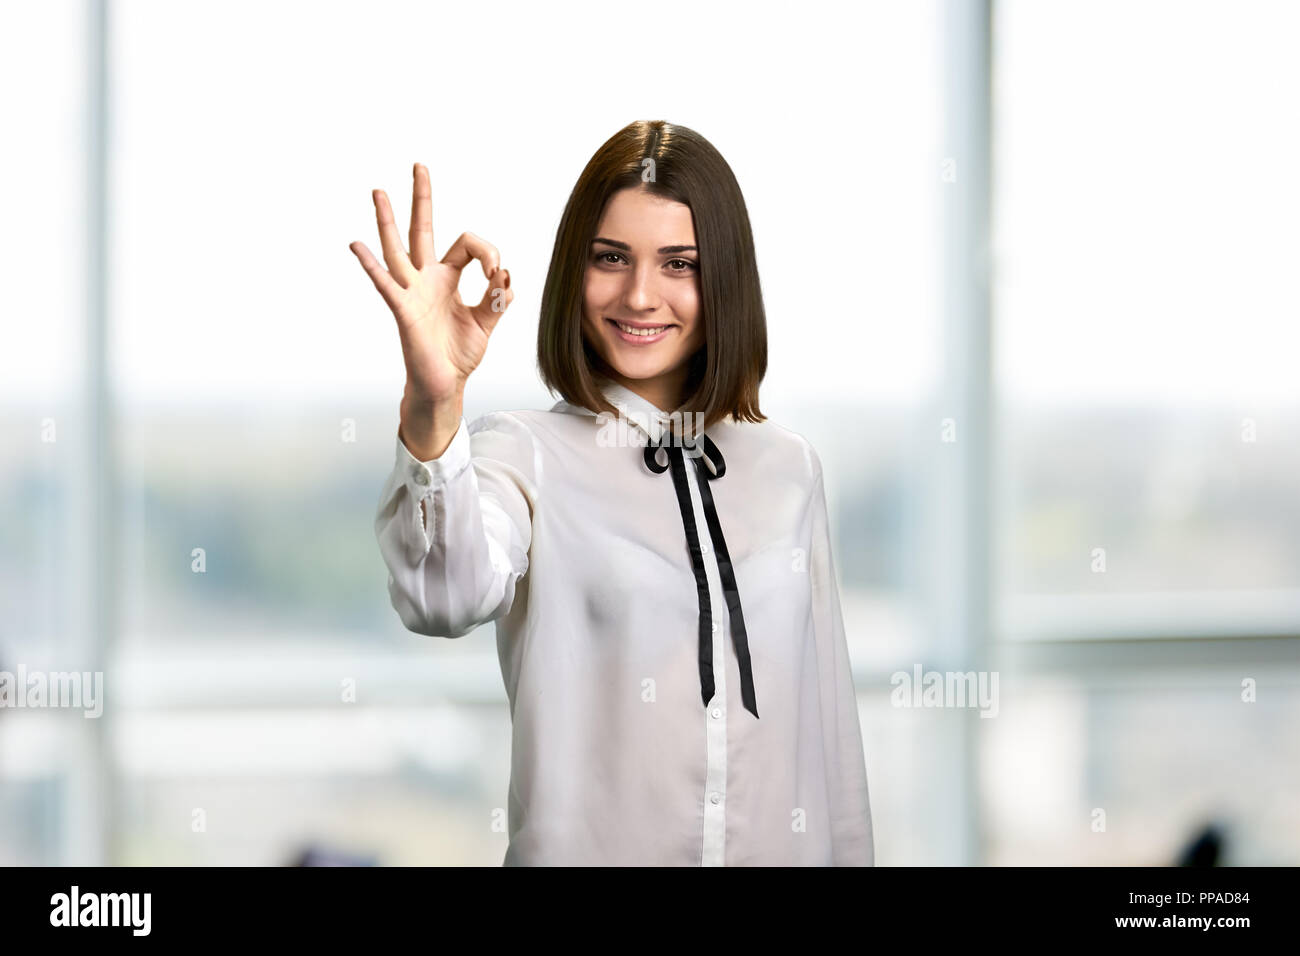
[592,237,698,255]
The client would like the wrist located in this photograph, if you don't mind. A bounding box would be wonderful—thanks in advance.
[399,389,464,461]
[402,379,464,409]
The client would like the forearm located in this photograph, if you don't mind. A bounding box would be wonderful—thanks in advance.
[375,410,536,639]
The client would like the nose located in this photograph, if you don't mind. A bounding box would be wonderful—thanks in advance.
[622,261,662,313]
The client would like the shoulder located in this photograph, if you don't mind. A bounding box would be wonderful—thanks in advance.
[460,410,542,470]
[466,406,595,458]
[468,406,588,441]
[467,408,534,435]
[716,416,824,485]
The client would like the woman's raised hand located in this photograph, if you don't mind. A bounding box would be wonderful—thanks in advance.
[350,163,514,405]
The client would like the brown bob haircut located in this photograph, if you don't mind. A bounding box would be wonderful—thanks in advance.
[537,120,767,435]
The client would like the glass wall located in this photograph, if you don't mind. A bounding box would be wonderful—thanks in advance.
[989,0,1300,864]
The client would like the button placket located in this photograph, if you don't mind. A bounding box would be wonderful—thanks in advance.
[640,416,735,865]
[687,460,728,868]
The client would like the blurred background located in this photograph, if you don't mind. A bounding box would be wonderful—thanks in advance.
[2,0,1298,866]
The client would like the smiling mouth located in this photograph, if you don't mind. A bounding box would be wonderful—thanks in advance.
[606,318,676,339]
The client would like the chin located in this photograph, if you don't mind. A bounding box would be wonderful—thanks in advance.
[604,354,680,381]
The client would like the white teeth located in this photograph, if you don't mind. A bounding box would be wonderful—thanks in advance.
[614,321,668,336]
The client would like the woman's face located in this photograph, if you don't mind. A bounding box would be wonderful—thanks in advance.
[581,186,705,409]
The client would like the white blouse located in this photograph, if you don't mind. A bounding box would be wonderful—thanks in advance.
[373,375,874,866]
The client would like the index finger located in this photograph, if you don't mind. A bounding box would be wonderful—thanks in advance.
[440,231,501,281]
[373,189,416,285]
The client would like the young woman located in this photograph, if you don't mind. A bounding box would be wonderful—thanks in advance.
[352,120,874,866]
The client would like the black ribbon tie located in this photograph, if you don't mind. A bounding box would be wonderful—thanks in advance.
[643,429,759,719]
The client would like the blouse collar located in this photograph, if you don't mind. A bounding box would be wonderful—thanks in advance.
[551,374,683,443]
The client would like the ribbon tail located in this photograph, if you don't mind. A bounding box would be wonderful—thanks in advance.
[726,585,759,719]
[699,630,716,709]
[694,462,759,719]
[661,445,717,709]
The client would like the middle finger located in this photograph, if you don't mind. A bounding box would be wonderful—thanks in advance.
[409,163,434,270]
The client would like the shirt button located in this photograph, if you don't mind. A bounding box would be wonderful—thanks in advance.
[701,543,710,554]
[413,469,430,487]
[711,622,719,635]
[711,707,722,719]
[710,792,722,805]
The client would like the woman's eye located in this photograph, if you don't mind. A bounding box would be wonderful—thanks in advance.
[593,252,696,272]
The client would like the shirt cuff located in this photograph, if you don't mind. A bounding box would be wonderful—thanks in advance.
[395,416,471,496]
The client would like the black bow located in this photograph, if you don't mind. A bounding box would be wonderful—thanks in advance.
[643,430,759,719]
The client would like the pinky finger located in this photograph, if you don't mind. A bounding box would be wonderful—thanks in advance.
[350,241,403,313]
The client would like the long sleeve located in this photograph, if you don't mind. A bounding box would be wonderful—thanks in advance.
[807,445,875,866]
[373,411,539,639]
